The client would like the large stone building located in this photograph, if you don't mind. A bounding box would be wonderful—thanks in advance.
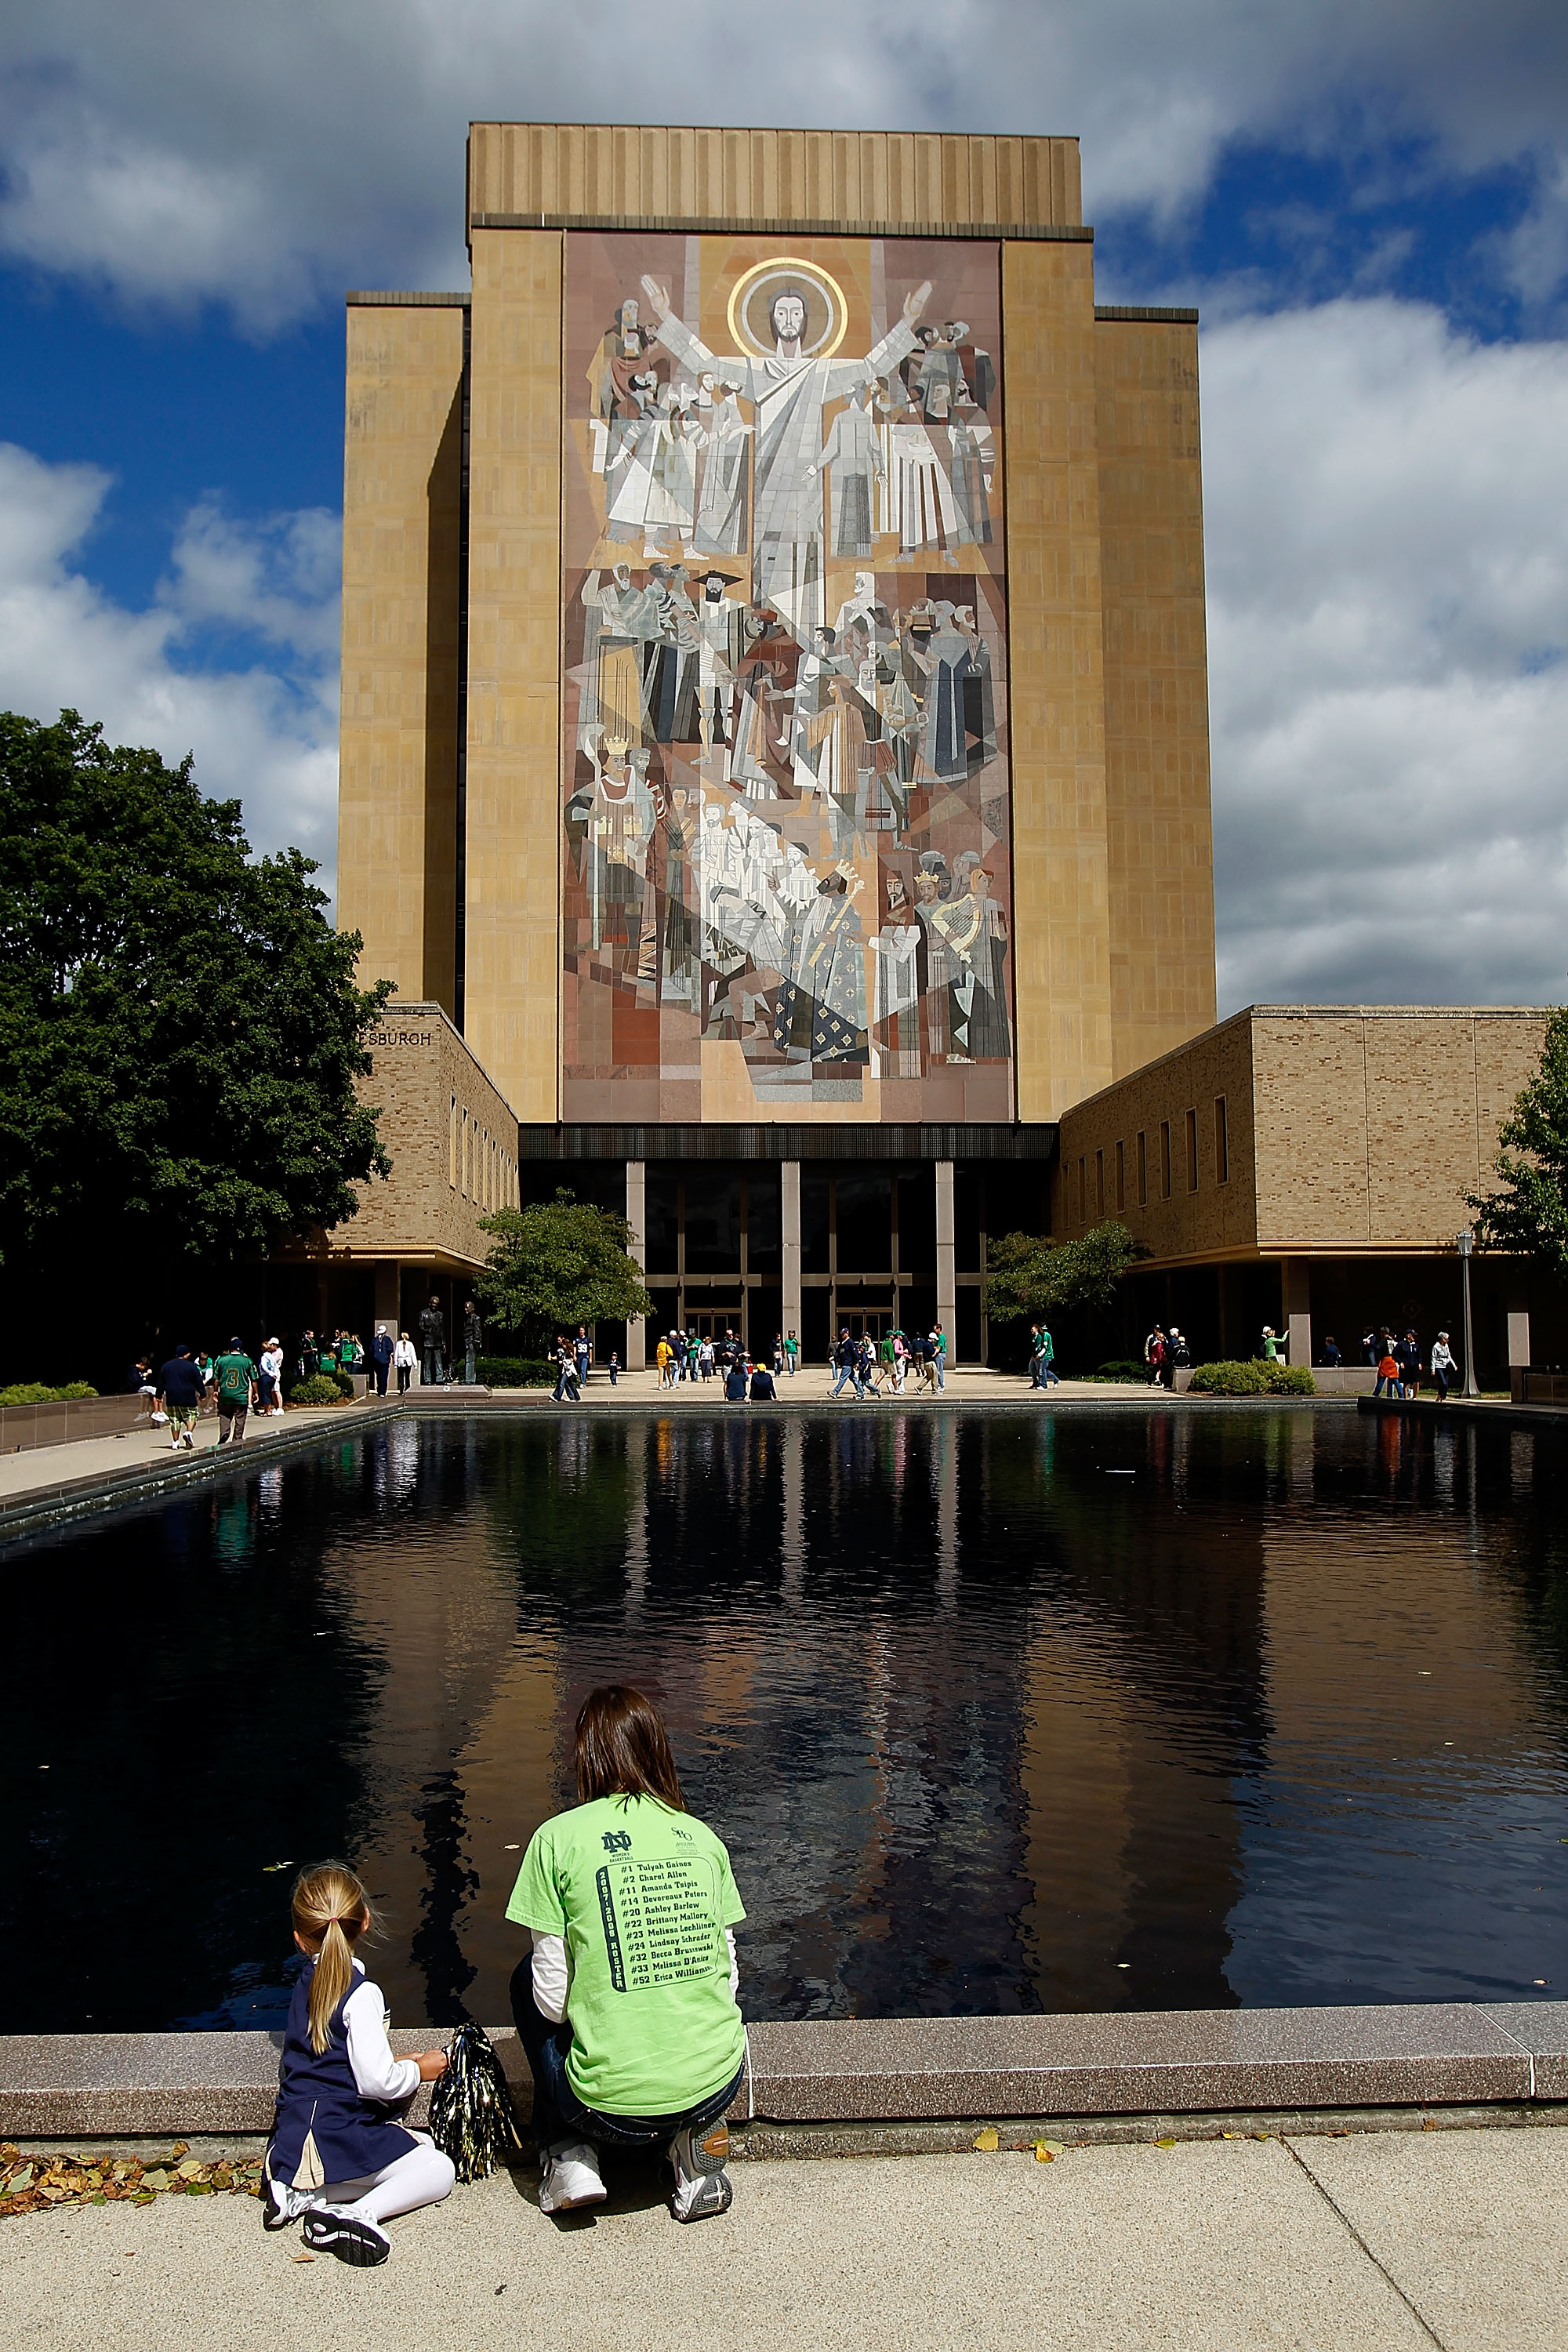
[298,121,1555,1374]
[316,122,1214,1357]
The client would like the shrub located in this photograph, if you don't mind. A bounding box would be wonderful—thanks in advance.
[0,1379,100,1405]
[1189,1359,1316,1396]
[332,1369,357,1399]
[475,1355,557,1388]
[1094,1359,1149,1384]
[286,1372,353,1406]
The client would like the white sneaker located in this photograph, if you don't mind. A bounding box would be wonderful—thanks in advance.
[538,2141,607,2214]
[667,2120,733,2222]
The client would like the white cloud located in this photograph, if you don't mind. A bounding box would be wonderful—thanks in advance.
[1202,298,1568,1010]
[0,443,339,881]
[1,0,1566,327]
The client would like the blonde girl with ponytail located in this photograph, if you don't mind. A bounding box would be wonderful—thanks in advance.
[263,1861,455,2267]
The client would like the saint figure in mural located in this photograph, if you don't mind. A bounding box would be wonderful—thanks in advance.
[637,272,932,635]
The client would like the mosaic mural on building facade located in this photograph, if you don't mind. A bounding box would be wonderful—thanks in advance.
[561,232,1013,1121]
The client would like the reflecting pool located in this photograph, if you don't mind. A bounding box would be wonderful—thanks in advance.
[5,1406,1568,2032]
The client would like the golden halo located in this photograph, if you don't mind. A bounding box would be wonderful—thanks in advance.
[726,257,849,360]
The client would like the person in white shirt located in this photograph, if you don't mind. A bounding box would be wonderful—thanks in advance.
[393,1333,417,1395]
[259,1339,285,1416]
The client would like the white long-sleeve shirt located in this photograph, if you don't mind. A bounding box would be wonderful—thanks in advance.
[340,1965,421,2103]
[528,1929,739,2024]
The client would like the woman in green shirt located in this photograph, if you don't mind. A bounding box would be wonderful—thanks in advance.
[507,1685,747,2223]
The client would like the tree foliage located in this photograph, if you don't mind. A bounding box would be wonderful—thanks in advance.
[477,1191,655,1351]
[0,710,392,1292]
[1469,1005,1568,1282]
[983,1221,1146,1323]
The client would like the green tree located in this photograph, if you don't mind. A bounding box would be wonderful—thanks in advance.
[983,1221,1146,1323]
[0,710,391,1298]
[1470,1004,1568,1279]
[477,1191,654,1352]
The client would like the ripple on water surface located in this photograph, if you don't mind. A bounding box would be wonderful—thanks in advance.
[5,1406,1566,2030]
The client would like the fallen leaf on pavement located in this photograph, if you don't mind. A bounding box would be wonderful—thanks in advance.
[971,2127,1000,2152]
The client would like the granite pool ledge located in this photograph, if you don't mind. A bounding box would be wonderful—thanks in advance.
[3,2004,1563,2140]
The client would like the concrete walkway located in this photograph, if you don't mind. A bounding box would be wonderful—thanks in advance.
[4,2127,1559,2351]
[0,1403,361,1505]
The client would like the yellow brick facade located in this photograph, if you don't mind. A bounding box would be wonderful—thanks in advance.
[337,299,465,1013]
[1055,1006,1549,1265]
[326,1004,521,1272]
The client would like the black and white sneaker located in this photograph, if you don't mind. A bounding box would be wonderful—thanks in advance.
[667,2120,734,2223]
[261,2174,294,2232]
[302,2207,391,2267]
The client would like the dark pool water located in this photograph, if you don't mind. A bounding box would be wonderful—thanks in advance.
[6,1406,1568,2033]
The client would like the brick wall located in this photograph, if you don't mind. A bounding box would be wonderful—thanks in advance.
[330,1003,521,1269]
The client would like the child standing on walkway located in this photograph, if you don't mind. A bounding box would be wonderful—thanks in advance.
[264,1863,455,2267]
[507,1685,747,2223]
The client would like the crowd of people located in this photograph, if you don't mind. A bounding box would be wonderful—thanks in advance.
[1141,1323,1193,1386]
[1319,1324,1461,1401]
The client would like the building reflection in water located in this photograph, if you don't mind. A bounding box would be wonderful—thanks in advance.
[4,1409,1566,2032]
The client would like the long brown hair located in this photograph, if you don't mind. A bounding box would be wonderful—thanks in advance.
[575,1684,686,1811]
[292,1862,372,2054]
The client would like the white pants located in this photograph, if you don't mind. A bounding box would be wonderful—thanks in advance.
[270,2131,455,2227]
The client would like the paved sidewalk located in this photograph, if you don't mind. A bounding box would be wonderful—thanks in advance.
[4,2128,1559,2351]
[0,1403,361,1505]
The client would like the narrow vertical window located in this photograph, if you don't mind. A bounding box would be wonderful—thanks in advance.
[448,1097,458,1189]
[1214,1096,1229,1185]
[1095,1149,1105,1220]
[1160,1120,1171,1200]
[1116,1139,1126,1212]
[1077,1155,1087,1225]
[1185,1108,1198,1192]
[1137,1131,1148,1207]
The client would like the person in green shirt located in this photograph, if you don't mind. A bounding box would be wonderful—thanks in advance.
[783,1330,800,1376]
[212,1338,256,1444]
[506,1684,747,2223]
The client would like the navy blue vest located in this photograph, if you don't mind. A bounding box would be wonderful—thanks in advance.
[268,1962,418,2187]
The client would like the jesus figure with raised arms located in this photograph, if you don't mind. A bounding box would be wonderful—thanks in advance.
[638,272,931,637]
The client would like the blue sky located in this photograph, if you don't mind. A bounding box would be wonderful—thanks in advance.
[1,0,1565,1008]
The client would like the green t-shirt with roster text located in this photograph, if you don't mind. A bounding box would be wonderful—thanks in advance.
[506,1794,746,2115]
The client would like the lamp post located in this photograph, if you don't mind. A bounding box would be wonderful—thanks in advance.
[1456,1228,1480,1398]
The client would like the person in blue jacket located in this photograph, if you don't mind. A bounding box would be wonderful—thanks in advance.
[263,1863,454,2267]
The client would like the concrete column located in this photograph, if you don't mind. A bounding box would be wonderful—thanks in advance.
[935,1160,957,1364]
[1504,1279,1533,1374]
[782,1160,802,1352]
[1283,1258,1312,1370]
[626,1160,647,1371]
[373,1262,400,1330]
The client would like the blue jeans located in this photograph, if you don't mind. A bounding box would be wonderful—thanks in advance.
[509,1964,744,2155]
[832,1366,863,1397]
[1374,1374,1404,1398]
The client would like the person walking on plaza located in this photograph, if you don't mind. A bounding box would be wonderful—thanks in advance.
[934,1324,947,1389]
[554,1338,582,1403]
[212,1336,257,1444]
[1361,1327,1379,1366]
[771,1332,785,1378]
[264,1862,452,2267]
[656,1334,673,1387]
[462,1301,485,1388]
[419,1296,445,1387]
[1374,1343,1404,1399]
[699,1335,715,1381]
[155,1343,206,1450]
[575,1325,591,1390]
[371,1326,394,1399]
[608,1350,619,1388]
[1397,1328,1421,1399]
[258,1337,285,1415]
[506,1685,747,2223]
[831,1330,863,1399]
[1430,1330,1457,1401]
[1039,1323,1061,1388]
[784,1329,800,1376]
[394,1332,416,1394]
